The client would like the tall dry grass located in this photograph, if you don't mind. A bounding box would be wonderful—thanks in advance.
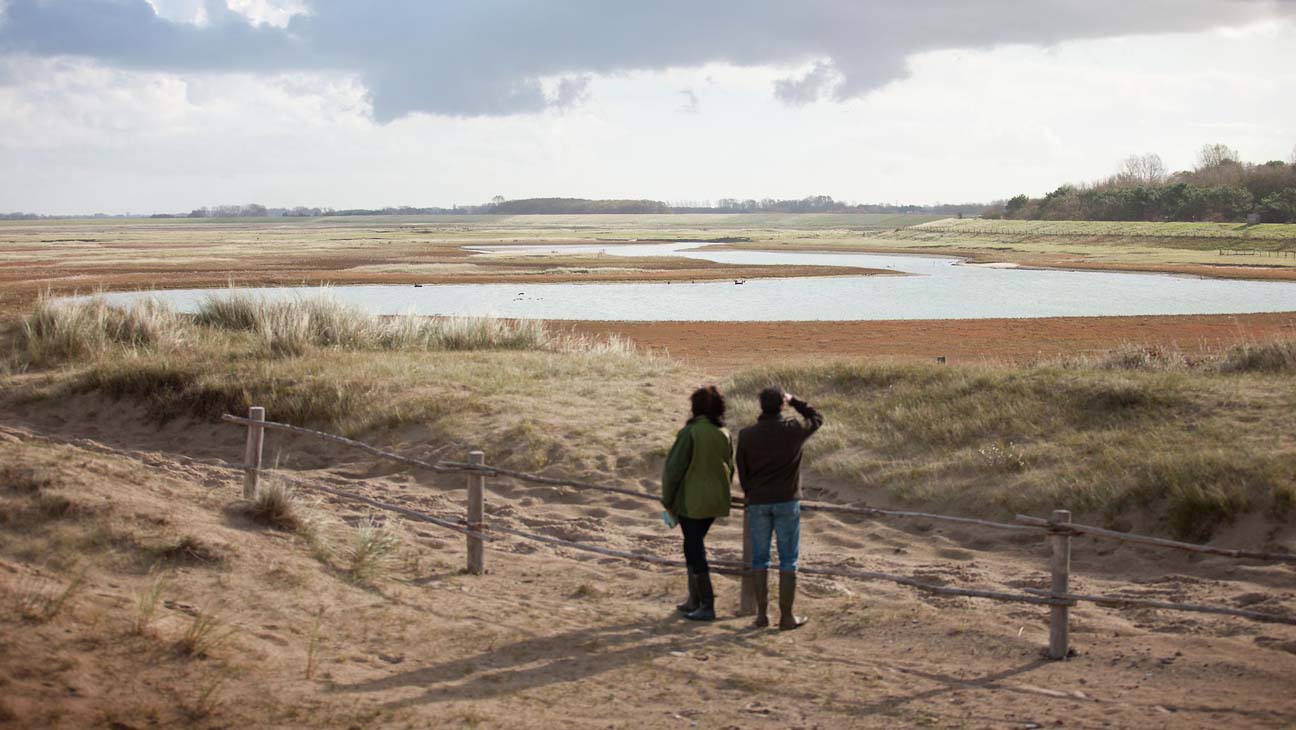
[193,291,555,355]
[18,295,180,366]
[725,358,1296,540]
[14,290,631,365]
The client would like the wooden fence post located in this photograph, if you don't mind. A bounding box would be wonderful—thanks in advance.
[1047,509,1072,660]
[738,505,755,616]
[242,406,265,499]
[466,450,486,575]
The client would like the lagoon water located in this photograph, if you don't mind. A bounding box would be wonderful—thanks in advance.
[93,243,1296,322]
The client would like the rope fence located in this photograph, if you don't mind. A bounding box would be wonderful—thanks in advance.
[223,408,1296,658]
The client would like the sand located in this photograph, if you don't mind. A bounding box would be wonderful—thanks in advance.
[1,393,1295,729]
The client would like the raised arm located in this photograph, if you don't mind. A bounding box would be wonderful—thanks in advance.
[788,395,824,436]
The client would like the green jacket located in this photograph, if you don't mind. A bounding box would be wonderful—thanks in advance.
[661,416,735,519]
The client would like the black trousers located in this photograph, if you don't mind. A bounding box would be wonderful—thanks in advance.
[678,515,715,572]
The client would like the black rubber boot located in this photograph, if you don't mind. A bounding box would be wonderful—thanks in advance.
[778,571,808,631]
[676,568,700,614]
[752,570,770,628]
[684,570,716,621]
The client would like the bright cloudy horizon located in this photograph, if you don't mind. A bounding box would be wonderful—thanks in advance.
[2,0,1295,215]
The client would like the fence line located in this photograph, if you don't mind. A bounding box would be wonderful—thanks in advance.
[224,408,1296,660]
[804,502,1033,532]
[1016,514,1296,563]
[294,480,489,541]
[221,414,456,474]
[442,458,667,503]
[224,410,1296,562]
[229,416,1036,533]
[1020,588,1296,625]
[275,466,1073,604]
[278,465,1296,626]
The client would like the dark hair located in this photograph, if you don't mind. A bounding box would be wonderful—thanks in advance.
[758,386,785,415]
[689,385,726,427]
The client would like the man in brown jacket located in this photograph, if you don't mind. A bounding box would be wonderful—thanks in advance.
[737,387,823,630]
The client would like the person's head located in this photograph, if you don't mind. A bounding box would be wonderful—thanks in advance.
[689,385,726,427]
[758,386,785,416]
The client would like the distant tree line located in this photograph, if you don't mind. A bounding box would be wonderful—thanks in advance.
[481,197,670,214]
[5,195,987,221]
[669,195,983,216]
[1,211,121,220]
[984,143,1296,223]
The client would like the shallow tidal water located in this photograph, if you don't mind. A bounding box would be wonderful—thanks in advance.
[90,243,1296,322]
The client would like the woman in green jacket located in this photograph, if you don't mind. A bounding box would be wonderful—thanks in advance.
[661,385,735,621]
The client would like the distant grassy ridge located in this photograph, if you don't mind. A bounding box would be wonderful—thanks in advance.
[914,218,1296,243]
[4,297,1295,542]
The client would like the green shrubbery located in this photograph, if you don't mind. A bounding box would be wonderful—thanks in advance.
[986,145,1296,224]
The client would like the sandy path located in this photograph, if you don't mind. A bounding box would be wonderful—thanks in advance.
[3,406,1295,728]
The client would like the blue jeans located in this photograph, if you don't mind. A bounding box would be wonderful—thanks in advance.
[748,500,801,572]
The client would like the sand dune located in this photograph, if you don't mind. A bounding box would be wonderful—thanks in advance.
[2,399,1294,729]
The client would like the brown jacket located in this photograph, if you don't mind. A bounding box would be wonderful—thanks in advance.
[736,398,823,504]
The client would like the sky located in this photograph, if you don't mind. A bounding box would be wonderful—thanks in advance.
[1,0,1294,215]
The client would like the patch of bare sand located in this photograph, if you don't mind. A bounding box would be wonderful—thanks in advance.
[1,405,1294,729]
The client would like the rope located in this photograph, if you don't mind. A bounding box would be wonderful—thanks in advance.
[1015,514,1296,563]
[221,413,1296,565]
[253,463,1296,627]
[221,414,1059,535]
[1021,588,1296,626]
[221,414,456,473]
[293,481,490,541]
[442,459,663,503]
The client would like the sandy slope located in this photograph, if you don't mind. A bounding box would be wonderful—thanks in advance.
[2,398,1295,729]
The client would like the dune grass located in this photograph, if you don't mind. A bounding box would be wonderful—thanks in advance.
[12,291,632,367]
[345,517,400,584]
[17,296,180,366]
[724,356,1296,540]
[4,295,1295,540]
[192,291,559,356]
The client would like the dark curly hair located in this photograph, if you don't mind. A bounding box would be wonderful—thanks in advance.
[689,385,726,427]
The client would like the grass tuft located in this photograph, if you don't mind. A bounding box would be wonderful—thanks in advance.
[245,480,301,531]
[0,465,54,494]
[1092,344,1189,371]
[345,516,400,584]
[133,574,167,635]
[305,605,327,680]
[1218,340,1296,374]
[16,567,88,622]
[149,535,227,566]
[177,606,236,658]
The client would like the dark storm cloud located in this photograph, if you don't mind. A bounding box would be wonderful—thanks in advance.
[2,0,1293,120]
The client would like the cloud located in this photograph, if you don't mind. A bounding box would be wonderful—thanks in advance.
[773,62,841,106]
[2,0,1295,121]
[677,88,699,114]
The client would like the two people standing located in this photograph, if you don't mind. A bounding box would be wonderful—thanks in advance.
[661,384,822,629]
